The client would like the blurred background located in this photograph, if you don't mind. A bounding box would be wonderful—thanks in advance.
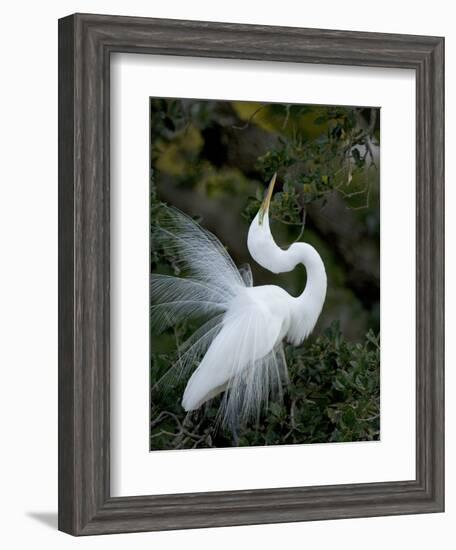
[150,98,380,449]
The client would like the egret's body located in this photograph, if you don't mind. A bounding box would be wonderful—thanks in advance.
[151,174,327,426]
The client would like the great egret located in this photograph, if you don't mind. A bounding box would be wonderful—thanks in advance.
[151,173,327,428]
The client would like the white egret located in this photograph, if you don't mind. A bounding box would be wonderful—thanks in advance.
[151,173,327,428]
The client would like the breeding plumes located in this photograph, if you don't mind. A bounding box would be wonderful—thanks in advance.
[151,174,327,430]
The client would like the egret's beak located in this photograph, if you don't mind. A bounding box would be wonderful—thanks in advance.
[259,172,277,225]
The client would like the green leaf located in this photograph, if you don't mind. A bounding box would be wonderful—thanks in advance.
[342,407,357,428]
[269,402,283,418]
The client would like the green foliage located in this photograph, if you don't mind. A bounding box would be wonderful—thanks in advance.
[150,321,379,449]
[243,105,378,225]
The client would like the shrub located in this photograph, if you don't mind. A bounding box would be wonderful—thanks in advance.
[150,321,380,450]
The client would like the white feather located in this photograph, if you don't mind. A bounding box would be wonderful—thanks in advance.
[151,197,327,430]
[181,286,288,421]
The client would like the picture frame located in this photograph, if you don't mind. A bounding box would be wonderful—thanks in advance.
[58,13,444,535]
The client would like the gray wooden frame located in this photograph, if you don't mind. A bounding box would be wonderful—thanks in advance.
[58,13,445,536]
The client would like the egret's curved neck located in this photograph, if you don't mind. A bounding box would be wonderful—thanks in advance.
[247,210,327,311]
[247,200,327,344]
[286,243,327,303]
[283,243,327,345]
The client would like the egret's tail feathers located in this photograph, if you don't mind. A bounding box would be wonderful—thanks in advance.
[220,344,288,428]
[181,297,288,427]
[182,343,288,422]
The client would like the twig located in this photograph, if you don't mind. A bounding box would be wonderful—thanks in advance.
[291,209,307,244]
[290,399,297,430]
[232,105,268,130]
[282,104,291,130]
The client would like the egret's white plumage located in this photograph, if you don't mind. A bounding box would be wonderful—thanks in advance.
[151,174,327,427]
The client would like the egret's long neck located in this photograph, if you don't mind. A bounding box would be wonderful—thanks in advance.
[287,243,326,300]
[247,213,327,308]
[284,243,327,344]
[247,184,327,344]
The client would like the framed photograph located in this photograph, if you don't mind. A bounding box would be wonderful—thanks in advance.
[58,13,444,535]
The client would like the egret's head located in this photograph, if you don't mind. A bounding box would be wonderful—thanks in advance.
[247,173,287,273]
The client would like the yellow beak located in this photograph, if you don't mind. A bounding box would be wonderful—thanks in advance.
[259,172,277,225]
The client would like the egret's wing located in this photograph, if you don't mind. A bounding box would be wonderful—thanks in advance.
[150,274,228,333]
[182,293,288,425]
[151,205,248,333]
[151,206,251,397]
[153,206,246,293]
